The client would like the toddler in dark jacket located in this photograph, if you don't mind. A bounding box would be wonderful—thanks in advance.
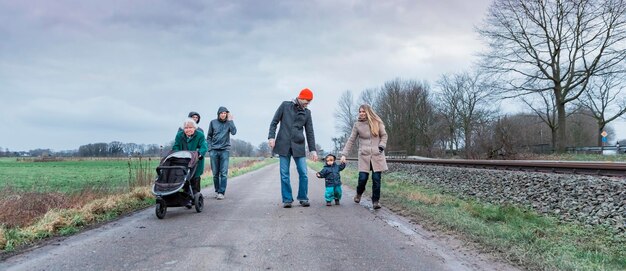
[316,154,346,206]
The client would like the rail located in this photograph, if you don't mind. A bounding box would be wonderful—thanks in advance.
[345,157,626,177]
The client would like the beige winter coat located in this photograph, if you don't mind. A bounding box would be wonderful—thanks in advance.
[341,120,388,172]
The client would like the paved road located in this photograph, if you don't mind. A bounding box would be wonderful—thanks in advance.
[1,163,518,270]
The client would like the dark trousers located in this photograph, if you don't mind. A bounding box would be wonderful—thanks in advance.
[185,177,201,195]
[357,171,382,202]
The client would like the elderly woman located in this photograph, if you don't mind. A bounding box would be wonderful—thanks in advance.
[173,118,208,201]
[340,104,388,209]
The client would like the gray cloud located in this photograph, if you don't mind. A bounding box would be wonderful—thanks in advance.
[7,0,574,152]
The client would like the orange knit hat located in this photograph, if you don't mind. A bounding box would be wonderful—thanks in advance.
[297,88,313,100]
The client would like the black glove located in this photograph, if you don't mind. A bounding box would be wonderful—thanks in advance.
[378,146,384,153]
[198,155,204,160]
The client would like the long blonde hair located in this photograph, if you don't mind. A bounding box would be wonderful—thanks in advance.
[360,104,383,137]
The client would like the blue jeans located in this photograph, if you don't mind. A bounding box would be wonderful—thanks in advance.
[210,150,230,194]
[279,154,308,203]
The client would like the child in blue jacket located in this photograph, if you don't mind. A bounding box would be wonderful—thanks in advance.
[316,154,346,206]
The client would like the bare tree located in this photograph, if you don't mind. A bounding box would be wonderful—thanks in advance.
[472,117,502,158]
[431,112,454,157]
[577,73,626,145]
[436,72,497,158]
[478,0,626,152]
[335,90,368,157]
[358,88,378,109]
[335,90,358,137]
[376,80,405,152]
[230,139,254,157]
[78,143,108,157]
[477,113,559,158]
[108,141,125,156]
[376,79,435,155]
[520,91,561,149]
[436,74,463,153]
[144,144,162,156]
[408,82,438,156]
[256,141,271,157]
[123,143,142,156]
[566,110,599,146]
[491,115,529,157]
[331,134,348,156]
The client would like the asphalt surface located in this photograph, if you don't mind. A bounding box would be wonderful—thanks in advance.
[0,162,519,271]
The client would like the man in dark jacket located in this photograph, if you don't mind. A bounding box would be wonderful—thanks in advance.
[207,106,237,200]
[268,88,318,208]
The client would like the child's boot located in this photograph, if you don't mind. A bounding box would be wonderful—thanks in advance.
[326,201,332,206]
[335,199,340,205]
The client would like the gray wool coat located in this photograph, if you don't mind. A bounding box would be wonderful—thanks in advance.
[268,100,316,158]
[341,120,388,172]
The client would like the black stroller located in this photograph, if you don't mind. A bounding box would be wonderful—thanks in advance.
[152,150,204,219]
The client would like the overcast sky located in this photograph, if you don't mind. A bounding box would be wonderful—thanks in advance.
[1,0,624,152]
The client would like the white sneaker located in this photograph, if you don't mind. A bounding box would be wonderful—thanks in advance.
[216,193,224,200]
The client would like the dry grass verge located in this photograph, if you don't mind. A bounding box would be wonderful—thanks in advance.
[0,188,108,228]
[0,187,152,252]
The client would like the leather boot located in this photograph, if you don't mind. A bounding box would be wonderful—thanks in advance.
[353,194,361,203]
[372,201,381,209]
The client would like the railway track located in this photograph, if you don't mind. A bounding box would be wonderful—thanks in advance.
[348,157,626,177]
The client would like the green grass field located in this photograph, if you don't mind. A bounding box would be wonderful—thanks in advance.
[0,156,271,194]
[0,157,162,193]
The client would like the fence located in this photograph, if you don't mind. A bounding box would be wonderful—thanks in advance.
[566,146,624,154]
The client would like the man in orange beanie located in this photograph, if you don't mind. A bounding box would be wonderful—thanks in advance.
[268,88,318,208]
[297,88,313,100]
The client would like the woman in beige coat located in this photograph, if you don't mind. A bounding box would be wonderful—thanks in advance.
[340,104,388,209]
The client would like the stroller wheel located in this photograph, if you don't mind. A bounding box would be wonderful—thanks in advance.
[155,199,167,219]
[194,193,204,213]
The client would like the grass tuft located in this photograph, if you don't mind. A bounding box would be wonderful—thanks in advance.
[0,227,5,249]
